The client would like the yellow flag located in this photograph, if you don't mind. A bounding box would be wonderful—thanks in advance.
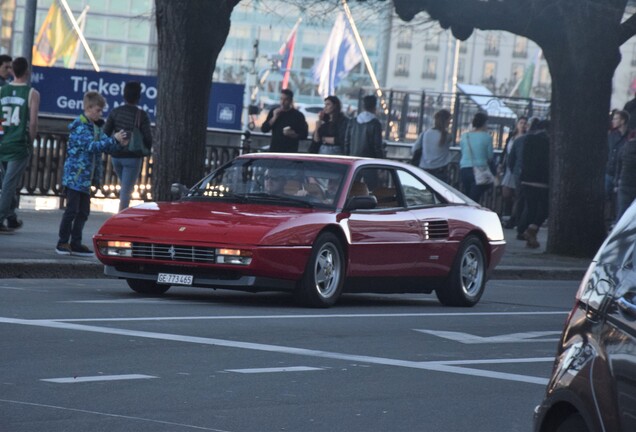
[32,1,78,67]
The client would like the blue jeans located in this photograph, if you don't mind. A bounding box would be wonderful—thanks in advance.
[111,157,142,211]
[0,156,29,223]
[318,145,344,155]
[58,188,91,247]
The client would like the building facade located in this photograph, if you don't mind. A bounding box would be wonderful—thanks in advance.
[3,1,636,114]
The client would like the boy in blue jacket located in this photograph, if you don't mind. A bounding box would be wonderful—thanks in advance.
[56,91,128,256]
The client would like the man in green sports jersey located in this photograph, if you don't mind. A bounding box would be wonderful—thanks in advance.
[0,57,40,234]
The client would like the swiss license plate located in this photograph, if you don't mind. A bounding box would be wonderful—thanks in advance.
[157,273,193,285]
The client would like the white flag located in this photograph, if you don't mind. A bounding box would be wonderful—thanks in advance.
[312,12,362,99]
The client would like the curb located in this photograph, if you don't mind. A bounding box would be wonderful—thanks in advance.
[0,261,588,281]
[491,267,587,281]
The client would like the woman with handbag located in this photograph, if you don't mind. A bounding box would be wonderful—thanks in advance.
[104,81,153,211]
[459,112,494,202]
[310,96,348,155]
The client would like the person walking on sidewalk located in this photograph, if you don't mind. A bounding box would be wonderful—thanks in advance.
[103,81,152,211]
[411,109,453,183]
[55,91,128,256]
[518,120,550,249]
[0,57,40,234]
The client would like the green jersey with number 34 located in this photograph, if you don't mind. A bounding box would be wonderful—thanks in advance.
[0,83,31,162]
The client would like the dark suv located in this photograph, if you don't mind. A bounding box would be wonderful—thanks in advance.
[533,205,636,432]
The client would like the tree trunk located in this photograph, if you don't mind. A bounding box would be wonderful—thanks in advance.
[543,34,620,257]
[153,0,236,201]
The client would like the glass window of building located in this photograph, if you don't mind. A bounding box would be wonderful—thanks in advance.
[84,16,106,38]
[511,63,525,83]
[88,1,110,13]
[128,19,151,42]
[107,17,128,37]
[395,54,410,77]
[538,64,551,85]
[105,43,125,65]
[484,33,500,56]
[397,26,412,49]
[130,0,152,15]
[127,45,147,69]
[422,56,437,80]
[425,32,440,51]
[110,0,131,14]
[513,36,528,58]
[482,61,497,84]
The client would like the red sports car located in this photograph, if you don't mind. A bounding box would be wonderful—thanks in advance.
[94,153,505,307]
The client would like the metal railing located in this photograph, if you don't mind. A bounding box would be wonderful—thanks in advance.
[11,115,504,214]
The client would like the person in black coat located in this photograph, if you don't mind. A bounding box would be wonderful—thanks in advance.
[615,135,636,222]
[260,89,308,153]
[518,120,550,249]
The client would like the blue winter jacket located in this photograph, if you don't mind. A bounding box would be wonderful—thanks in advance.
[63,114,121,194]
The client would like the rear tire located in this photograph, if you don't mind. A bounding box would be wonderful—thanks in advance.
[126,278,170,295]
[436,236,486,307]
[555,413,588,432]
[295,232,345,308]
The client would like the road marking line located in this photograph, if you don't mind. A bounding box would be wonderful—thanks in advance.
[41,374,157,383]
[415,329,563,344]
[52,311,568,323]
[0,286,48,292]
[0,398,231,431]
[436,357,554,365]
[225,366,324,374]
[1,316,551,386]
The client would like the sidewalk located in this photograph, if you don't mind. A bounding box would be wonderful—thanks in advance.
[0,199,592,280]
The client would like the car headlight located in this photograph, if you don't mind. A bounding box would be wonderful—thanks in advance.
[216,248,252,265]
[97,240,133,257]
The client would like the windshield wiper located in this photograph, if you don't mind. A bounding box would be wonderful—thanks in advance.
[185,191,247,202]
[244,193,314,208]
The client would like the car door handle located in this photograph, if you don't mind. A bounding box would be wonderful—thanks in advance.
[617,296,636,318]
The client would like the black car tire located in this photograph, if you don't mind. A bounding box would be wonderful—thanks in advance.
[295,232,345,308]
[127,278,171,295]
[436,235,486,307]
[555,413,589,432]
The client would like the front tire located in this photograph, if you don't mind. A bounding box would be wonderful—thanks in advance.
[126,278,170,295]
[436,236,486,307]
[295,232,345,308]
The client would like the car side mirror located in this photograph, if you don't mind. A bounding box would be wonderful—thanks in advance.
[345,195,377,211]
[170,183,189,200]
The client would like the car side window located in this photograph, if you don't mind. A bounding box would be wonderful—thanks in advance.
[396,169,440,207]
[351,168,401,208]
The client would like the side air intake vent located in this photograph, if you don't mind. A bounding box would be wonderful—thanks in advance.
[422,220,449,240]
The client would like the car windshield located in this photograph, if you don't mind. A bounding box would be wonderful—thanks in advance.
[187,158,348,209]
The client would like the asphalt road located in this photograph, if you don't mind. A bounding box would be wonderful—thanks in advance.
[0,279,579,432]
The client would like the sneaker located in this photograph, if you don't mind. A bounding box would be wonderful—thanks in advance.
[55,243,72,255]
[70,244,94,257]
[0,223,14,235]
[7,217,23,230]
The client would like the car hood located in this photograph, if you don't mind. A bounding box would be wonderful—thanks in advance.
[96,200,330,246]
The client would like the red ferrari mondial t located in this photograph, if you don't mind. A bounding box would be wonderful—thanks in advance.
[95,153,505,307]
